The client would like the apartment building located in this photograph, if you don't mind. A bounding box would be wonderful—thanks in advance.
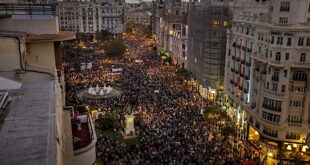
[156,0,189,69]
[224,0,310,163]
[58,0,125,35]
[126,9,152,26]
[187,0,232,98]
[0,3,96,165]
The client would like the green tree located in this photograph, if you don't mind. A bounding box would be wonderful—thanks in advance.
[104,39,126,58]
[125,27,133,34]
[96,29,113,41]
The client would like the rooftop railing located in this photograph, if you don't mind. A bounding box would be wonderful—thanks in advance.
[0,3,56,16]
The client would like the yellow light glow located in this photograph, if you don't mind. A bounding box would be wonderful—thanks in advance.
[287,145,292,150]
[293,143,297,148]
[223,21,228,27]
[212,21,220,25]
[267,152,273,157]
[255,131,259,135]
[302,145,308,152]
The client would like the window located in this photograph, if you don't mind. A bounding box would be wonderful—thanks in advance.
[279,17,288,24]
[291,86,305,93]
[298,38,304,46]
[289,100,304,108]
[287,38,291,46]
[286,132,301,140]
[307,38,310,46]
[280,2,290,11]
[281,85,286,93]
[263,97,282,112]
[277,37,283,45]
[272,83,278,92]
[284,70,287,77]
[300,53,306,62]
[285,53,289,60]
[293,71,307,81]
[275,52,281,61]
[271,36,274,44]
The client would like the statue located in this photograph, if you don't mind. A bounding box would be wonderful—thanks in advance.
[95,84,100,93]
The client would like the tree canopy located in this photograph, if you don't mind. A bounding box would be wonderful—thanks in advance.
[104,39,126,58]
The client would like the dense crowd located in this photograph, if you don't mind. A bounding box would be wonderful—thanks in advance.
[64,29,262,165]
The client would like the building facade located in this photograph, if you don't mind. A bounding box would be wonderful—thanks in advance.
[126,9,152,26]
[58,0,125,35]
[187,0,232,98]
[224,0,310,163]
[0,3,97,165]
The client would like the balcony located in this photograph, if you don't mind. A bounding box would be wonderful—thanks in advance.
[247,48,252,53]
[291,62,310,68]
[262,103,282,112]
[271,76,279,82]
[263,88,285,97]
[72,114,97,165]
[262,129,278,138]
[269,60,285,67]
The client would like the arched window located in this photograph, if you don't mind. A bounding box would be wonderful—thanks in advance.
[292,71,307,81]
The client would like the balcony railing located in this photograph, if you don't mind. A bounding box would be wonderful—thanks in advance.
[0,3,57,16]
[263,129,278,138]
[262,104,282,112]
[269,60,285,67]
[271,76,279,82]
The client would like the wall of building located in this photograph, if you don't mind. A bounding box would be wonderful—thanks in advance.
[0,17,59,34]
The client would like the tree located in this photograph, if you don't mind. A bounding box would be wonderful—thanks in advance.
[96,29,113,41]
[125,27,133,34]
[104,39,126,58]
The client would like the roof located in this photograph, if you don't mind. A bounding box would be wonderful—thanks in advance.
[0,77,22,90]
[26,31,76,42]
[0,81,56,165]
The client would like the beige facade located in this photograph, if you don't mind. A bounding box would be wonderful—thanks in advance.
[126,10,151,26]
[58,0,125,34]
[224,0,310,162]
[0,3,78,165]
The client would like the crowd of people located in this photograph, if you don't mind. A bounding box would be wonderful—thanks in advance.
[64,28,262,165]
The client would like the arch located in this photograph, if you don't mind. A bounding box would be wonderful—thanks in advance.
[292,70,307,81]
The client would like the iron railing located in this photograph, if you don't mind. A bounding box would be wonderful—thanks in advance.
[0,3,56,16]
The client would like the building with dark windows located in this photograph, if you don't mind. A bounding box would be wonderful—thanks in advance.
[187,0,232,98]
